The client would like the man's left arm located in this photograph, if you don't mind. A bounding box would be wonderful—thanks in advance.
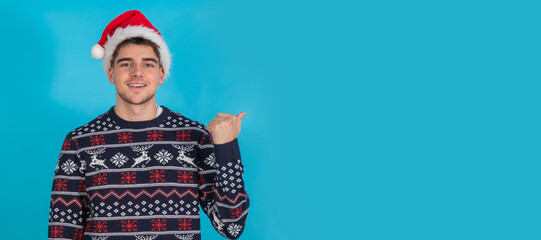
[198,112,250,239]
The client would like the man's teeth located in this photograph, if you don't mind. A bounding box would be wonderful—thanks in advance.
[128,84,146,87]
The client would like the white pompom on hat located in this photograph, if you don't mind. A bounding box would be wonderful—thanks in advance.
[91,10,172,78]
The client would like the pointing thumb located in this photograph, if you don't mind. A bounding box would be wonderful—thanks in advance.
[237,111,247,123]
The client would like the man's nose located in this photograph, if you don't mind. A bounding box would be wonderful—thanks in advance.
[131,64,143,76]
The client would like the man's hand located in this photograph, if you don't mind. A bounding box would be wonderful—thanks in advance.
[206,111,247,144]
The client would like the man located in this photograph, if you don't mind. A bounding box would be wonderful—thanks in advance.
[48,10,249,240]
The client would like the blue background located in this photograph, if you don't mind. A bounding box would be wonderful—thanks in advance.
[0,0,539,239]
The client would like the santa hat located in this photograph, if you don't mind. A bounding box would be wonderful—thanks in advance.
[91,10,172,78]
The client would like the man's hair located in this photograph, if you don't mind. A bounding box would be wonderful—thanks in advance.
[110,37,162,68]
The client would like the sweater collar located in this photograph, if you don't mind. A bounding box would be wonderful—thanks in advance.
[108,105,170,129]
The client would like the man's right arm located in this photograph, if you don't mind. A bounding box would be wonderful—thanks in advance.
[48,135,87,240]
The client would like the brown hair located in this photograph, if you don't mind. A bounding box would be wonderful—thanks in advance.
[110,37,162,68]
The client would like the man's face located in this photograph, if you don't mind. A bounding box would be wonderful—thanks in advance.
[108,43,164,106]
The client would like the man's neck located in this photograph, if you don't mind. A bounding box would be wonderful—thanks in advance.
[114,100,158,122]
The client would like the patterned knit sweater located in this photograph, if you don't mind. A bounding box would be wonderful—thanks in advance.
[48,106,249,240]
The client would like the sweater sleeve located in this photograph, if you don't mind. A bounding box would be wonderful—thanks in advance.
[198,130,250,239]
[48,135,87,240]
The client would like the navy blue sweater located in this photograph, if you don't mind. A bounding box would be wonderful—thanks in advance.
[48,106,249,240]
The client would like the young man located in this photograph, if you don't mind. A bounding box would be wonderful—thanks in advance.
[48,10,249,240]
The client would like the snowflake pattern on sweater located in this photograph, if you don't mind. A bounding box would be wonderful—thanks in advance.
[48,106,249,240]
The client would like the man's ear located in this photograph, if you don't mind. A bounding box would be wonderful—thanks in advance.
[108,67,114,84]
[159,66,165,85]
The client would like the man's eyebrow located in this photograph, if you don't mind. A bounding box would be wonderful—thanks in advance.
[116,58,133,64]
[116,57,158,64]
[142,58,158,64]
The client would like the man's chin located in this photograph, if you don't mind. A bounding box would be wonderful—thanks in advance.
[118,93,155,106]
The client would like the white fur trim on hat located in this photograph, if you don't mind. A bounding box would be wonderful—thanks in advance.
[102,26,172,78]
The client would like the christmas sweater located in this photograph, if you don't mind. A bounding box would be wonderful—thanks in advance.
[48,106,249,240]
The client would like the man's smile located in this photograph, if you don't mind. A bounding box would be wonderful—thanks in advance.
[127,82,148,90]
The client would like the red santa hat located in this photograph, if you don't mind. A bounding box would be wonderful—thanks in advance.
[91,10,172,78]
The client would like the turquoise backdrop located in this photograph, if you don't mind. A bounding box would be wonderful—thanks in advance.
[0,0,539,239]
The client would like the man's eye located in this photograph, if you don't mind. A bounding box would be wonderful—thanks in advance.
[145,64,155,67]
[119,63,130,67]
